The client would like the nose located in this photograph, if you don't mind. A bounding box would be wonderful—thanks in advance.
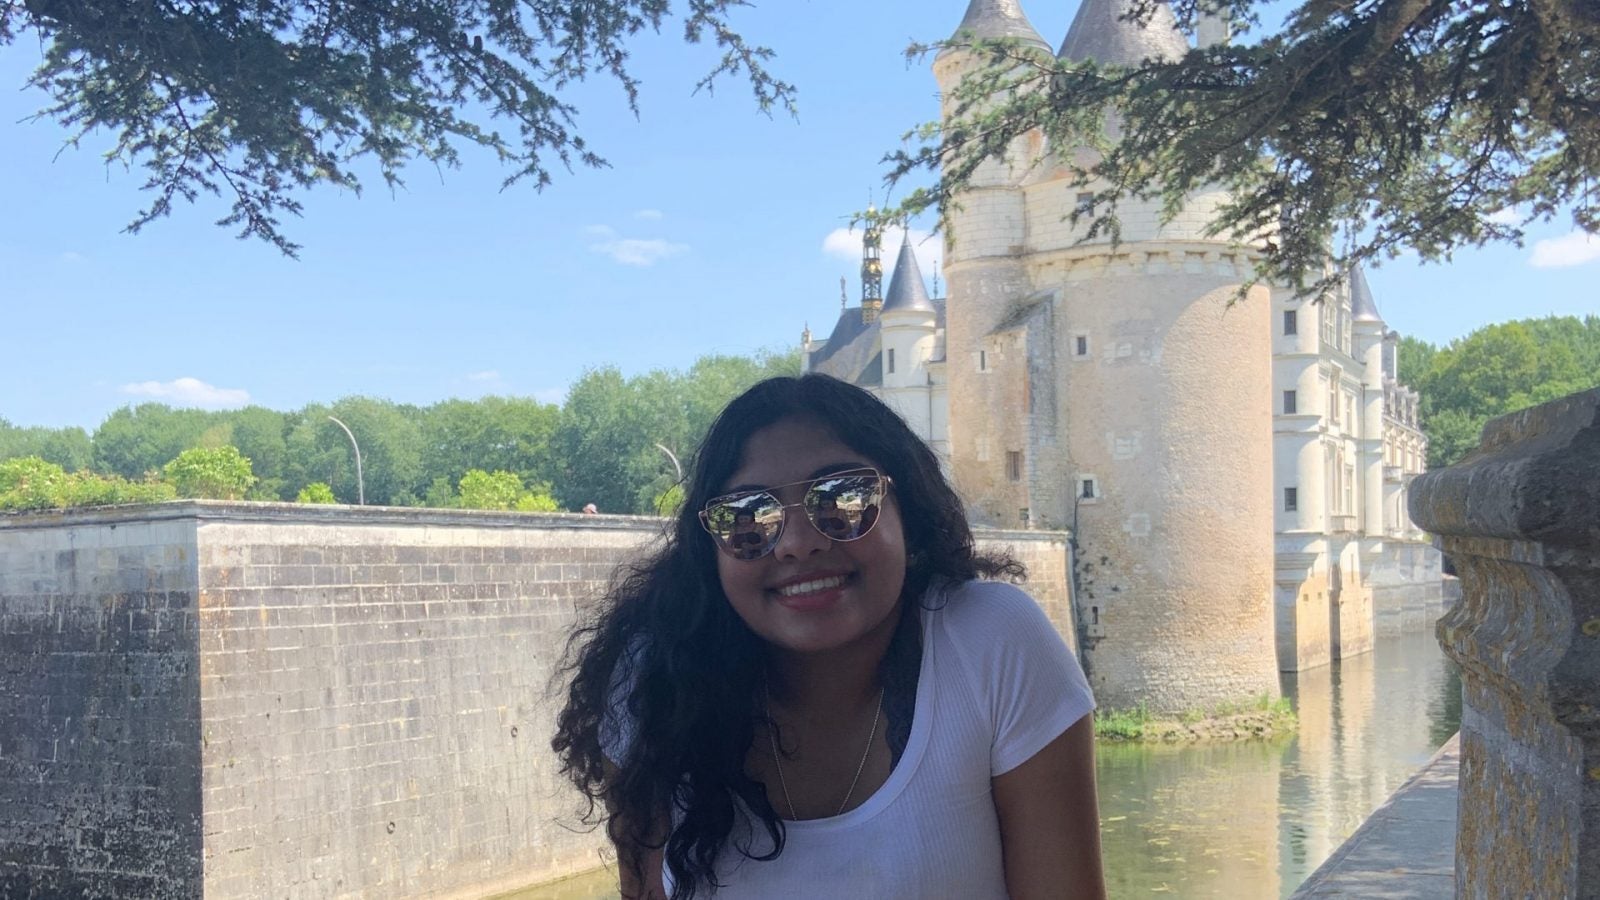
[773,503,829,560]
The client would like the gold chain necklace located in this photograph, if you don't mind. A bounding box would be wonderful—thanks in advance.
[766,686,885,820]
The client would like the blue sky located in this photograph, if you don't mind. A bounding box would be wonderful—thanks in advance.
[3,1,1596,430]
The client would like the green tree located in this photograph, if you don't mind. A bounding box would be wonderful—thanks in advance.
[92,404,219,478]
[296,482,338,504]
[552,350,801,514]
[513,487,562,512]
[1403,316,1600,468]
[228,406,293,499]
[457,469,526,511]
[419,396,560,496]
[0,420,93,471]
[889,0,1599,296]
[4,1,793,255]
[163,446,257,500]
[284,398,424,505]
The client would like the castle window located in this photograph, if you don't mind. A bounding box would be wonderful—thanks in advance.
[1283,390,1297,415]
[887,348,895,374]
[1006,451,1023,482]
[979,350,988,372]
[1284,310,1298,335]
[1073,333,1090,358]
[1075,192,1094,214]
[1284,487,1298,512]
[1080,477,1098,500]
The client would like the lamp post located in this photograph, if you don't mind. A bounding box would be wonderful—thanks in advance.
[654,443,683,481]
[327,415,365,505]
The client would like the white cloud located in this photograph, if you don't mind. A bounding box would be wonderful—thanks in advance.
[822,225,942,292]
[58,251,87,265]
[1530,230,1600,269]
[119,377,250,408]
[588,232,690,267]
[634,208,664,221]
[466,370,501,382]
[1485,207,1523,226]
[533,386,567,406]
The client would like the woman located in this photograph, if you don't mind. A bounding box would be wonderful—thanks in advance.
[553,375,1104,899]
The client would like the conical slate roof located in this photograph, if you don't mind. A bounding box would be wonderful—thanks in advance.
[1349,266,1383,323]
[950,0,1052,51]
[1058,0,1189,65]
[884,237,936,314]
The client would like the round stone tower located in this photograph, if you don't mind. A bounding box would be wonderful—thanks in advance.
[935,0,1052,524]
[940,0,1281,712]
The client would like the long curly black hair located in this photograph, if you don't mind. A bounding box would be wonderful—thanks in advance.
[551,374,1022,898]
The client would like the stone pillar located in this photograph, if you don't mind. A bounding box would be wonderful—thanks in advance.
[1409,387,1600,899]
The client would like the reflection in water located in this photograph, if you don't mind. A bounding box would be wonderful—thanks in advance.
[507,631,1460,900]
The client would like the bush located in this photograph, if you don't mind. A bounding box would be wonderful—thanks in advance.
[163,446,257,500]
[296,482,337,504]
[1,456,176,511]
[0,457,72,510]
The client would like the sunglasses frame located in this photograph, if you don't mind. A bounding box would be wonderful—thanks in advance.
[698,467,892,561]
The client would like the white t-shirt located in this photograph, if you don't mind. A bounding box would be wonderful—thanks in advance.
[608,579,1096,898]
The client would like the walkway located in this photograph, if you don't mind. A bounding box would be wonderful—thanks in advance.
[1289,733,1459,898]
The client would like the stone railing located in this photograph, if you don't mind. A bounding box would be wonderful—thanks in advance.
[1409,387,1599,898]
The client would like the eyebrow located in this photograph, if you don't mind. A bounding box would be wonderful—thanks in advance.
[721,462,874,496]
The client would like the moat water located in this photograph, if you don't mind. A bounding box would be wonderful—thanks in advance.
[509,629,1461,899]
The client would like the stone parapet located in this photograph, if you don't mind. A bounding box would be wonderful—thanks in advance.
[1409,387,1600,898]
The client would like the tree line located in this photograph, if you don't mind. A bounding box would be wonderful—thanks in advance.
[1,350,799,514]
[1399,315,1600,469]
[7,318,1596,514]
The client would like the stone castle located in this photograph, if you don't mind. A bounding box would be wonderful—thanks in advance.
[802,0,1438,707]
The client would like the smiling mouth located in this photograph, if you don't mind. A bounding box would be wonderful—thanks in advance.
[774,574,848,598]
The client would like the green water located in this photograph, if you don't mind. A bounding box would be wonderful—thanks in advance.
[509,630,1460,899]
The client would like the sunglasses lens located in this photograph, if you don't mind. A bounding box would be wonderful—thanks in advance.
[806,473,884,542]
[704,493,782,559]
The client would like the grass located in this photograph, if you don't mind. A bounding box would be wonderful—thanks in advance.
[1094,693,1298,743]
[1094,703,1153,740]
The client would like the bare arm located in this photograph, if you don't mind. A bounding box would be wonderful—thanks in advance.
[992,715,1107,900]
[603,760,668,900]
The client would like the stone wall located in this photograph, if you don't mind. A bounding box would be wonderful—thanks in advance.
[0,515,203,898]
[1410,387,1600,898]
[0,504,1075,898]
[1367,539,1445,637]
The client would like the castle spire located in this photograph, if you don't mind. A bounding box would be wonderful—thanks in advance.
[883,236,936,313]
[949,0,1051,51]
[1058,0,1189,66]
[1349,266,1383,324]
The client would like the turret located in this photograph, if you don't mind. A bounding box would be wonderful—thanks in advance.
[1350,267,1387,538]
[879,236,940,441]
[936,0,1049,525]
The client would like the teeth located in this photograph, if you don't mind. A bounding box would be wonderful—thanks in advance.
[777,575,846,597]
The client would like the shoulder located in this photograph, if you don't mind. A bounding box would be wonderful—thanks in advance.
[934,579,1057,642]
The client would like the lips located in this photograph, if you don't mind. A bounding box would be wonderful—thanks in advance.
[769,571,852,610]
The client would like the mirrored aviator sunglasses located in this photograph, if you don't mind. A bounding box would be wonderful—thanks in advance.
[699,468,891,561]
